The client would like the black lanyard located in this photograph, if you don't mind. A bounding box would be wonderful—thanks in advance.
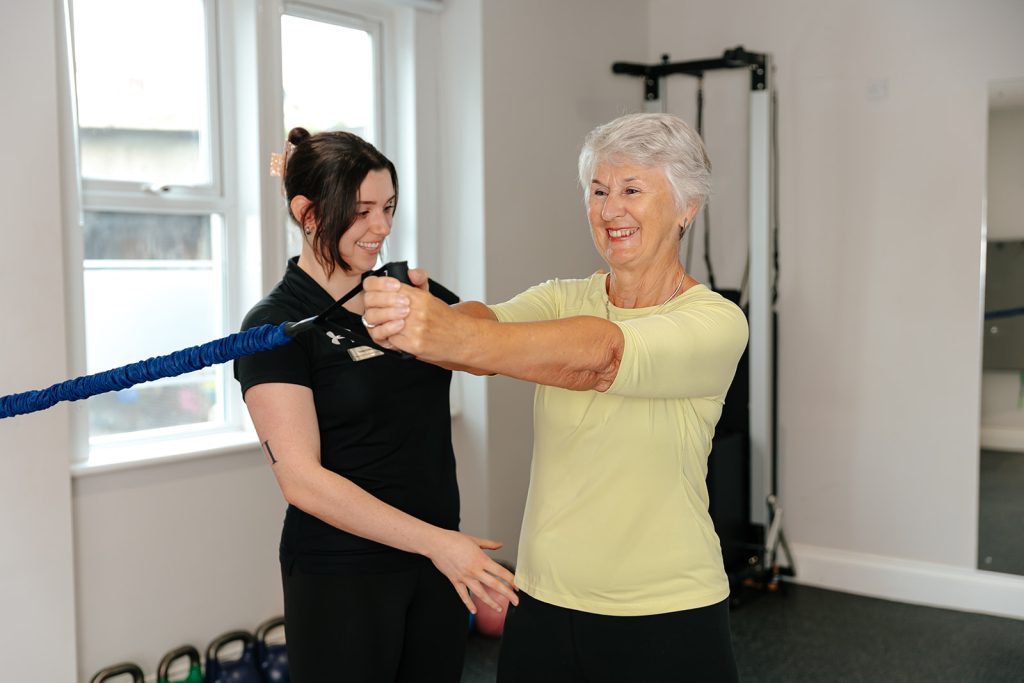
[283,261,412,358]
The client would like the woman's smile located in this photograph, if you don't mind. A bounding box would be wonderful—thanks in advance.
[606,227,639,240]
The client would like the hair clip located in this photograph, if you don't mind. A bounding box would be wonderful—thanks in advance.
[269,141,297,177]
[269,153,285,177]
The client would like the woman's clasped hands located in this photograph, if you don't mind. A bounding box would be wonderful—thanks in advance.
[362,268,462,361]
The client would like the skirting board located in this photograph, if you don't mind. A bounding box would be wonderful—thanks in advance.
[789,543,1024,621]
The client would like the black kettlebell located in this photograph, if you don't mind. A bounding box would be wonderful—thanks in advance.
[89,662,145,683]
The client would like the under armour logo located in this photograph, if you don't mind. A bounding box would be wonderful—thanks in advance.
[326,331,343,345]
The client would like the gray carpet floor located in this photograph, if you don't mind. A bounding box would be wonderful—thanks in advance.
[461,584,1024,682]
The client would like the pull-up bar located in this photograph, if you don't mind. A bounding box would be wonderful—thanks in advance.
[612,46,768,102]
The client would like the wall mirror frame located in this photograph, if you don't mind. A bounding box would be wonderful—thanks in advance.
[978,77,1024,576]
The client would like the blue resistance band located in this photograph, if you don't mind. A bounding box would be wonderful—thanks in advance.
[0,324,291,420]
[0,261,410,420]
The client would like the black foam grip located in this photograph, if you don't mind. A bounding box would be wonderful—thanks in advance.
[382,261,410,285]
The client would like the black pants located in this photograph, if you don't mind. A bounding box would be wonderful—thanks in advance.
[282,559,468,683]
[497,592,739,683]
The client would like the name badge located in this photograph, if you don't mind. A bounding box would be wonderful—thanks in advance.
[348,345,384,361]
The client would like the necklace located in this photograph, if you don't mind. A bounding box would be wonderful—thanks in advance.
[605,271,686,319]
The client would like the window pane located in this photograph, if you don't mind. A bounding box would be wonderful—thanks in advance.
[83,211,224,436]
[87,377,219,437]
[72,0,211,184]
[84,211,211,260]
[281,15,376,142]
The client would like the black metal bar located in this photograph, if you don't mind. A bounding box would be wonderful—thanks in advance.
[611,45,767,88]
[611,62,649,76]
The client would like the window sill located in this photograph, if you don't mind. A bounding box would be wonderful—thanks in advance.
[71,428,260,478]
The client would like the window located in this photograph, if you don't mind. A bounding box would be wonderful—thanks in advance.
[71,0,232,447]
[281,12,378,141]
[66,0,414,465]
[279,6,383,257]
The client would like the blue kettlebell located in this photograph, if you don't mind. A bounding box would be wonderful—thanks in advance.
[255,616,289,683]
[89,662,145,683]
[203,630,263,683]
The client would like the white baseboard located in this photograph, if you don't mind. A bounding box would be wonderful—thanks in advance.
[788,543,1024,621]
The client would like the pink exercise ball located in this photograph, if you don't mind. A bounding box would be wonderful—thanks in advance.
[472,586,510,638]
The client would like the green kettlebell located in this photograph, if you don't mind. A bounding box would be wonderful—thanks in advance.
[157,645,203,683]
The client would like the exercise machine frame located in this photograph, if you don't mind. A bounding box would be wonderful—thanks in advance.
[612,46,793,595]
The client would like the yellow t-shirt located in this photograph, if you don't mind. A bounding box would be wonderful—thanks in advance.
[489,272,749,616]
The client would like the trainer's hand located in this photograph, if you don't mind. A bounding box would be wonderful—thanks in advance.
[426,529,519,614]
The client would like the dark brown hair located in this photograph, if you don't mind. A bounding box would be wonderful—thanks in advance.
[283,127,399,275]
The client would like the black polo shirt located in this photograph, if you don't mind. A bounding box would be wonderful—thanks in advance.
[234,258,460,574]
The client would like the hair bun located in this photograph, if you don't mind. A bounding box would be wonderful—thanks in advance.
[287,127,311,146]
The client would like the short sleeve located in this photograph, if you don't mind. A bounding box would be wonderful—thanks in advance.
[487,279,563,323]
[607,295,749,400]
[233,306,313,398]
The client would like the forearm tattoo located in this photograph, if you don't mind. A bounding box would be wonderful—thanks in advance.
[261,440,278,465]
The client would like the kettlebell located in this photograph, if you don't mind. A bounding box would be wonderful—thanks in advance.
[203,630,263,683]
[89,662,145,683]
[255,616,289,683]
[472,585,510,638]
[157,644,203,683]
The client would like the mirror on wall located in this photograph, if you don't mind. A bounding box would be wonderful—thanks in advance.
[978,78,1024,576]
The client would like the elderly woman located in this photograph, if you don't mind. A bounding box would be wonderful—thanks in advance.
[364,112,747,682]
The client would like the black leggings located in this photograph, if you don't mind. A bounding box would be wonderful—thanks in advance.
[497,592,739,683]
[282,560,468,683]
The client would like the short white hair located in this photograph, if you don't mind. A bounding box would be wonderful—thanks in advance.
[577,112,712,213]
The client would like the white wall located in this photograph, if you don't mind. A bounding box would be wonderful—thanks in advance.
[73,453,285,678]
[648,0,1024,616]
[0,1,79,680]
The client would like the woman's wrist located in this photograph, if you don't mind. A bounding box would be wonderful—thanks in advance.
[416,524,451,559]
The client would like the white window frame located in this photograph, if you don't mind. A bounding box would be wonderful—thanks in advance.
[63,0,430,474]
[281,2,384,143]
[262,0,417,274]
